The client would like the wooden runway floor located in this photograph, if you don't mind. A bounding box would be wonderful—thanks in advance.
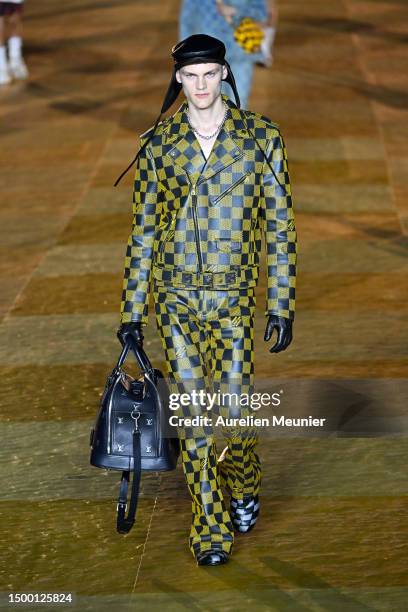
[0,0,407,609]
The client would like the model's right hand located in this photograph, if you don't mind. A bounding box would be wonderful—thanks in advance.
[117,322,144,347]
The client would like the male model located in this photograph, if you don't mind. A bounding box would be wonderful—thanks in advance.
[117,34,297,566]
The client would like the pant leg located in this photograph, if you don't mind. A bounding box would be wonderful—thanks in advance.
[153,282,235,558]
[207,287,262,500]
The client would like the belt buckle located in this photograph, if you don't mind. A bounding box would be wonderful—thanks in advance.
[202,273,213,287]
[181,272,192,284]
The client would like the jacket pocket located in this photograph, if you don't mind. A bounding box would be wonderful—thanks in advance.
[210,171,251,206]
[158,213,177,253]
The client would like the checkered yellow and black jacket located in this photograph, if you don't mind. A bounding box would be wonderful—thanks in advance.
[120,95,297,325]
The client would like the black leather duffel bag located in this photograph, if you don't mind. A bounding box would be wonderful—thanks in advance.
[89,338,179,534]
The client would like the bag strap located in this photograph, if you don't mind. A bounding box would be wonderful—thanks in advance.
[116,426,142,534]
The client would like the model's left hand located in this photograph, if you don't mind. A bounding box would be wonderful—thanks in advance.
[264,315,293,353]
[117,322,144,348]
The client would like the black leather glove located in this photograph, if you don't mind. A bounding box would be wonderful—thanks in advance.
[264,315,293,353]
[117,322,144,347]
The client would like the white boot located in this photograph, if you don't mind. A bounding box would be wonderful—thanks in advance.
[0,45,11,85]
[9,57,28,79]
[8,35,29,80]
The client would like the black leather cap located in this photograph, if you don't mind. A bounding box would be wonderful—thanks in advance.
[161,33,240,113]
[173,33,226,69]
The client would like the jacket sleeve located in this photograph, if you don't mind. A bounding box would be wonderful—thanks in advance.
[120,139,164,325]
[260,129,297,320]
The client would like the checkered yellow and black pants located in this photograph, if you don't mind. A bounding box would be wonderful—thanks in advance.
[153,281,261,557]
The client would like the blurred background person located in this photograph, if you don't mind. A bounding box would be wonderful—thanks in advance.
[0,0,28,85]
[179,0,268,109]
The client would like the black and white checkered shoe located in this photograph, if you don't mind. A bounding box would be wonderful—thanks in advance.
[230,494,260,533]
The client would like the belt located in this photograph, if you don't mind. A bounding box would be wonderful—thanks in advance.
[152,266,258,288]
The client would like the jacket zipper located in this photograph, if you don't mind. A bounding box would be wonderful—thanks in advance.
[211,171,251,205]
[250,217,257,254]
[191,183,203,272]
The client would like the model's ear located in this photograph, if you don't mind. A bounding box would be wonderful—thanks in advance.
[175,69,182,84]
[222,65,228,80]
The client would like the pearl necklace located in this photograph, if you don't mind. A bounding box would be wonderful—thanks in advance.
[187,102,228,140]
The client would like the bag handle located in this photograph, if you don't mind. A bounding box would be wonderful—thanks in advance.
[115,338,162,429]
[116,337,155,376]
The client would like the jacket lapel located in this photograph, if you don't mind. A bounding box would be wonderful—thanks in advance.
[164,105,206,186]
[163,96,250,185]
[199,127,243,183]
[200,99,252,182]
